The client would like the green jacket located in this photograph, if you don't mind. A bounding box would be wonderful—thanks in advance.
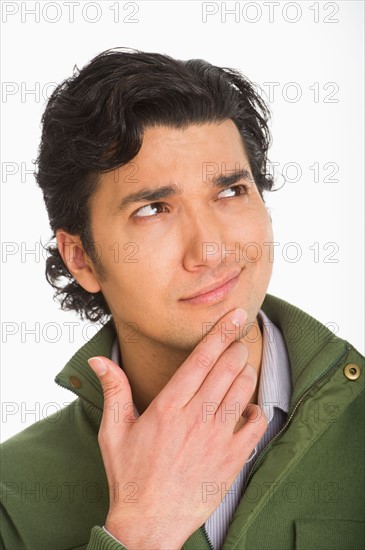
[1,294,364,550]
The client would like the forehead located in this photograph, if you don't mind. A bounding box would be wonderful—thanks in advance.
[139,119,245,159]
[94,120,251,206]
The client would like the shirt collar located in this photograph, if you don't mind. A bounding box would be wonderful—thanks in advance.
[257,308,292,423]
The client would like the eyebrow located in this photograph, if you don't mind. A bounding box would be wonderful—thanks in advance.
[113,168,254,215]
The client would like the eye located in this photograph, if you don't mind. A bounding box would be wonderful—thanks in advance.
[132,202,169,219]
[216,184,249,200]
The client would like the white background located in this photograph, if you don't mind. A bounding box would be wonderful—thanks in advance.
[1,0,364,442]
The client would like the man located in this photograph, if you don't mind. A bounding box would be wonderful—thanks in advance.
[1,48,364,550]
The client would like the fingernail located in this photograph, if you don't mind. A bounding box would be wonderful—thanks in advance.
[230,308,247,326]
[88,357,108,376]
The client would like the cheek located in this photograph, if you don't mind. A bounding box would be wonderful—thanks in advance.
[244,243,265,263]
[238,214,273,263]
[111,242,171,294]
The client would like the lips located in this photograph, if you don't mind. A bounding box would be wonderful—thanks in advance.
[180,269,242,301]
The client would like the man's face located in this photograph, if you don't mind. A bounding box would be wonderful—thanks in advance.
[87,120,273,351]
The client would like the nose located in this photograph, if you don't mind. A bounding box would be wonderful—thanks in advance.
[180,207,227,272]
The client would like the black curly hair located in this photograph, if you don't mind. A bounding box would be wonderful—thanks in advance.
[35,47,274,324]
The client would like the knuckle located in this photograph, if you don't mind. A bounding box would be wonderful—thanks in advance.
[248,431,261,445]
[154,395,177,418]
[101,378,120,400]
[225,341,249,369]
[192,350,213,370]
[240,343,250,362]
[244,362,257,381]
[185,416,202,438]
[239,369,256,394]
[221,358,238,375]
[232,340,249,355]
[223,451,235,466]
[235,379,249,396]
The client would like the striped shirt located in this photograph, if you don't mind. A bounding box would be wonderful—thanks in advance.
[105,308,292,549]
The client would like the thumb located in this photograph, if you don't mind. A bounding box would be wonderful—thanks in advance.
[87,356,137,428]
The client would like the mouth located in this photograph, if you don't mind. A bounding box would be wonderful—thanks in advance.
[180,269,242,305]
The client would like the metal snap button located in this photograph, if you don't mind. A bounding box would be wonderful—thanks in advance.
[69,375,82,388]
[343,364,361,381]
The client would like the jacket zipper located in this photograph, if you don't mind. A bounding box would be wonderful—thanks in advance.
[243,346,349,489]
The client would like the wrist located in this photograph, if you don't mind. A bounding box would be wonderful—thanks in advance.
[104,517,183,550]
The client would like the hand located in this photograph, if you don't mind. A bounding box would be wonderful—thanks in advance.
[88,308,267,550]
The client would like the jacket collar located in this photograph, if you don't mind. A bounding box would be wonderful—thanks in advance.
[55,317,115,412]
[55,293,350,414]
[260,294,349,407]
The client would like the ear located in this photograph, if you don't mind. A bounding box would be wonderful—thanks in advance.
[56,229,101,293]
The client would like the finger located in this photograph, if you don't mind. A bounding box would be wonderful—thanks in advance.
[158,308,247,407]
[233,402,268,452]
[213,362,257,428]
[189,340,249,412]
[87,356,137,438]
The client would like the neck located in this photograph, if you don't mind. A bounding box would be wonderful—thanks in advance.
[115,317,263,415]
